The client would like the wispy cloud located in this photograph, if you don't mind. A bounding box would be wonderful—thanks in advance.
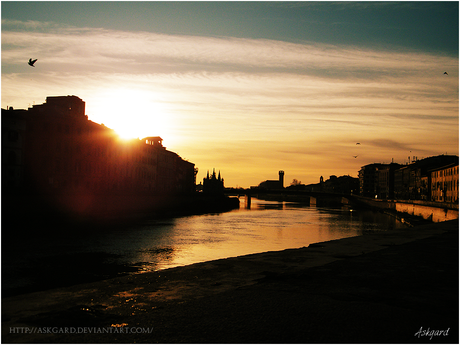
[3,20,457,75]
[2,20,458,186]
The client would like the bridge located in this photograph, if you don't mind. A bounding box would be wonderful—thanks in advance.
[225,188,355,208]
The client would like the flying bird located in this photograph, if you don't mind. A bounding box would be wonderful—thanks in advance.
[28,58,37,67]
[353,155,358,158]
[444,72,448,75]
[356,143,361,145]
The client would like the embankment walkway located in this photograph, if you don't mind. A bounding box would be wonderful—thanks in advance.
[2,220,458,343]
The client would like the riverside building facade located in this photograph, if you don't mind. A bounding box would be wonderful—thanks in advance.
[430,163,459,203]
[359,155,459,202]
[2,96,196,219]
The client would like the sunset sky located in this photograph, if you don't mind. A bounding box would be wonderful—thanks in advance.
[2,1,459,188]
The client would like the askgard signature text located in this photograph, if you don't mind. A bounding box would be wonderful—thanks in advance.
[414,327,450,340]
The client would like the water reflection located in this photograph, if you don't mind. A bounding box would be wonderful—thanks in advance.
[140,198,405,271]
[3,198,405,295]
[252,201,286,210]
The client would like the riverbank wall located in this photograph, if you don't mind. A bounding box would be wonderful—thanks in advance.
[248,192,459,225]
[349,196,459,224]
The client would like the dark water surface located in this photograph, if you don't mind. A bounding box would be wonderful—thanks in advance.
[2,198,406,296]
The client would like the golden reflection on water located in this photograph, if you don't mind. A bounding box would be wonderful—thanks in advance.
[141,198,379,271]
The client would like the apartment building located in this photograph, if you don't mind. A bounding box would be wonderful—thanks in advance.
[360,155,459,202]
[430,163,459,203]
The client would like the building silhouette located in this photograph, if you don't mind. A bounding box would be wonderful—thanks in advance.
[358,155,458,202]
[2,96,196,219]
[321,175,359,194]
[288,175,359,194]
[202,169,224,195]
[258,170,284,190]
[2,107,27,194]
[359,163,402,199]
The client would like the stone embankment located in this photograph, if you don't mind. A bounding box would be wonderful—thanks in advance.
[2,220,458,343]
[350,196,459,224]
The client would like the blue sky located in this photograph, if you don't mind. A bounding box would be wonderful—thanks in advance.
[2,2,458,53]
[2,1,459,187]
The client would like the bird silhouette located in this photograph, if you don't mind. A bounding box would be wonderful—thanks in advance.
[353,155,358,158]
[444,72,448,75]
[356,143,361,145]
[28,58,37,67]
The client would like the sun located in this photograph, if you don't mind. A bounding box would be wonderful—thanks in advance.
[90,88,174,142]
[115,123,142,140]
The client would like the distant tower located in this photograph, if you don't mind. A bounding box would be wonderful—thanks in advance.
[279,170,284,189]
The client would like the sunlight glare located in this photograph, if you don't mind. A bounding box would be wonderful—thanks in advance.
[91,89,174,142]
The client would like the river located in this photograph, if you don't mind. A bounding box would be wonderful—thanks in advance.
[3,197,406,296]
